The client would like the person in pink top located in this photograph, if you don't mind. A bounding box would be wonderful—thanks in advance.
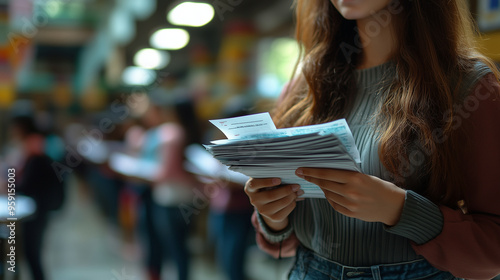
[129,92,200,280]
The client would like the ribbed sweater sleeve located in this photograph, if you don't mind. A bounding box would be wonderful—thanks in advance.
[385,191,443,245]
[251,211,299,258]
[255,212,294,243]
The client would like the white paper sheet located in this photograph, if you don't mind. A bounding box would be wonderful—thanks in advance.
[209,112,277,139]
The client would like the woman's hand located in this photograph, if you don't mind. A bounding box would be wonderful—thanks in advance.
[296,168,406,226]
[244,178,304,232]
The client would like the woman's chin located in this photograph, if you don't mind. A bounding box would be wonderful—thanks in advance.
[338,11,370,20]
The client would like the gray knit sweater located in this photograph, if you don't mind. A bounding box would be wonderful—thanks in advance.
[258,61,492,266]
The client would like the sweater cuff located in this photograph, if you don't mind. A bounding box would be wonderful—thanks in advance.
[385,190,443,245]
[256,212,293,244]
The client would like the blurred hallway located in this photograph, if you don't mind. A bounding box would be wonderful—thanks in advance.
[17,175,293,280]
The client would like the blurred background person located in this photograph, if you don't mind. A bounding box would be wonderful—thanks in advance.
[148,91,202,280]
[205,99,255,280]
[207,179,254,280]
[110,89,201,280]
[5,114,65,280]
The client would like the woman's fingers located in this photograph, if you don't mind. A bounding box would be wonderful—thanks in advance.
[244,177,281,194]
[321,187,356,213]
[296,167,360,184]
[325,199,353,218]
[259,194,298,221]
[250,184,300,205]
[271,200,298,222]
[296,168,406,224]
[244,177,303,226]
[300,175,347,196]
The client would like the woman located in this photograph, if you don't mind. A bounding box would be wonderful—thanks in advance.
[120,91,200,280]
[245,0,500,279]
[148,97,201,280]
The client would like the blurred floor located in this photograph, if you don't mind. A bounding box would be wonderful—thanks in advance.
[18,175,292,280]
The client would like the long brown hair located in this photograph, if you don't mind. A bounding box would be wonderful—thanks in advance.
[273,0,499,206]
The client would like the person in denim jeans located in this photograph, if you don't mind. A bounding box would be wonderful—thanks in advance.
[245,1,500,279]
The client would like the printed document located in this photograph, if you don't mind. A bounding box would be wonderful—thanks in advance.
[205,113,361,198]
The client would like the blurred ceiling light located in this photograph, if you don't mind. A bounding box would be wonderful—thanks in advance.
[124,0,156,20]
[167,2,214,27]
[109,7,136,45]
[134,48,170,69]
[150,28,190,50]
[122,66,157,86]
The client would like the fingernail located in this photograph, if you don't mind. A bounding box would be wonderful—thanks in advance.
[296,189,305,196]
[272,178,281,185]
[292,185,300,191]
[296,169,303,175]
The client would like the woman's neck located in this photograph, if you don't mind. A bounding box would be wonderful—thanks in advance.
[356,12,396,70]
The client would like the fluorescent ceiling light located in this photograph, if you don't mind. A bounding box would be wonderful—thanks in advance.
[167,2,214,27]
[150,28,190,50]
[122,66,157,86]
[134,48,170,69]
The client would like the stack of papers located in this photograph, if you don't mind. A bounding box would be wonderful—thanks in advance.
[205,113,361,198]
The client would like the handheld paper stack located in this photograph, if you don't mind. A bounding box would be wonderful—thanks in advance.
[204,113,361,198]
